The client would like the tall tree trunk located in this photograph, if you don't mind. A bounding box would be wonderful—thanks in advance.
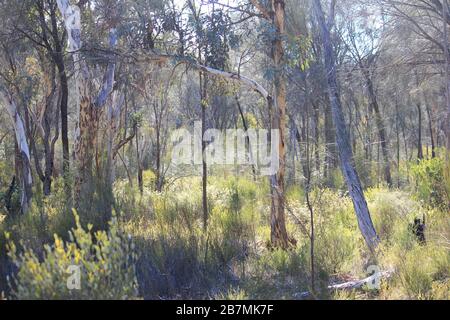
[49,2,70,182]
[56,60,70,181]
[443,0,450,154]
[57,1,117,206]
[417,103,424,160]
[365,73,392,186]
[313,0,379,252]
[395,100,401,187]
[424,96,436,159]
[57,0,93,202]
[0,89,33,213]
[200,71,209,231]
[136,130,143,195]
[155,126,162,191]
[269,0,292,249]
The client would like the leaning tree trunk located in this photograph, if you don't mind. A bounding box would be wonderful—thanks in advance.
[313,0,379,252]
[0,89,33,214]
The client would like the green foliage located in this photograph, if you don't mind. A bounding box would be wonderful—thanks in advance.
[312,189,362,275]
[7,210,138,300]
[382,244,449,299]
[215,287,249,300]
[411,157,450,211]
[366,188,419,242]
[117,176,262,299]
[1,173,449,300]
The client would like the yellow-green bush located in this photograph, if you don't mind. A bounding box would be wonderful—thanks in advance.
[411,157,450,211]
[6,211,138,300]
[3,170,447,300]
[366,188,420,242]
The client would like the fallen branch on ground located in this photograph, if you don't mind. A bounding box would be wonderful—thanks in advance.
[295,268,395,299]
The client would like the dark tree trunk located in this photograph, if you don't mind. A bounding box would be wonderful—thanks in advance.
[236,95,257,179]
[395,101,401,187]
[424,97,436,159]
[365,73,392,186]
[49,2,70,179]
[136,129,143,195]
[200,71,209,231]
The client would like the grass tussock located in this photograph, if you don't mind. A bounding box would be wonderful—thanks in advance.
[0,165,448,300]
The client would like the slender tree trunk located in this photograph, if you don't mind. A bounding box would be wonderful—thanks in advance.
[50,3,70,181]
[365,74,392,186]
[236,95,257,179]
[443,0,450,154]
[200,70,209,231]
[313,0,379,251]
[424,97,436,159]
[135,128,143,195]
[417,103,423,160]
[395,101,401,187]
[58,63,70,178]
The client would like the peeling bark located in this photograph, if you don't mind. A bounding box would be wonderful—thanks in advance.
[0,89,33,213]
[57,0,118,203]
[268,0,292,249]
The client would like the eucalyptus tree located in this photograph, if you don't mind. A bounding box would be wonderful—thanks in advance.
[7,0,69,196]
[0,1,37,213]
[56,0,121,225]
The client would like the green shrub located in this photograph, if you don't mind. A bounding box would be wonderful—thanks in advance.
[7,210,138,300]
[215,287,249,300]
[395,245,449,299]
[366,188,419,242]
[411,157,449,211]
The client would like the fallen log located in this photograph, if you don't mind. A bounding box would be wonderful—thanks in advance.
[295,269,395,299]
